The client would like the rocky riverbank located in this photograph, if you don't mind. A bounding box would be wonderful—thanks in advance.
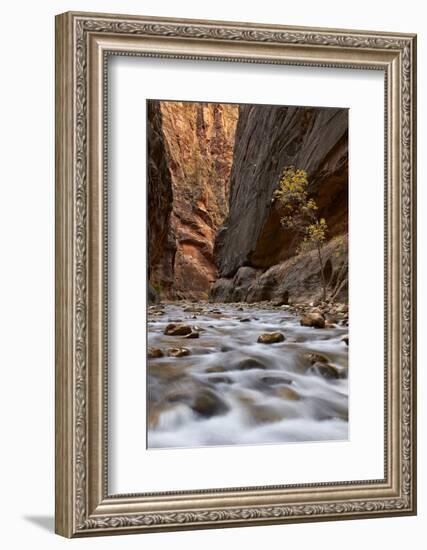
[210,234,348,305]
[147,301,348,448]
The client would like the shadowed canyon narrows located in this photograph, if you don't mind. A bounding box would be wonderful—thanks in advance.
[148,101,348,304]
[147,100,349,448]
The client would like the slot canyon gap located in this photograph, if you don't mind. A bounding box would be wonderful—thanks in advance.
[147,99,349,449]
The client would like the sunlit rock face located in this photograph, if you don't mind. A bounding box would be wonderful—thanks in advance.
[214,105,348,278]
[147,100,239,299]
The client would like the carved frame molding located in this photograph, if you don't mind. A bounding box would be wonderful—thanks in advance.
[55,11,416,537]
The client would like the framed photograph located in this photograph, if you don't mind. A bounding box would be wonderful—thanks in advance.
[55,11,417,537]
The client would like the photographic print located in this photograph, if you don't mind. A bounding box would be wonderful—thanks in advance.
[147,100,349,449]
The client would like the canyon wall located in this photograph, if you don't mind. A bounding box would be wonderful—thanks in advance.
[214,105,348,278]
[147,100,239,299]
[148,101,348,304]
[147,101,175,296]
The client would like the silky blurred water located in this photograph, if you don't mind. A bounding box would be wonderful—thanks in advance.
[147,303,348,449]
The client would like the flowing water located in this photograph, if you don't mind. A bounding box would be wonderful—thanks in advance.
[147,302,348,449]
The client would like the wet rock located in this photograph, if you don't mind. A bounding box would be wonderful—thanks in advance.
[208,376,233,384]
[304,352,329,365]
[167,347,190,358]
[239,317,251,322]
[205,366,227,373]
[326,316,338,324]
[149,310,165,318]
[235,358,267,370]
[191,389,229,417]
[237,393,256,405]
[209,278,234,302]
[310,362,341,380]
[184,330,200,339]
[341,334,349,346]
[164,323,192,336]
[276,387,300,400]
[148,363,185,381]
[148,283,160,304]
[165,391,192,404]
[220,344,234,352]
[183,306,203,313]
[261,376,293,386]
[325,320,336,328]
[272,291,289,306]
[148,408,161,428]
[148,347,164,359]
[251,405,282,424]
[300,312,326,329]
[257,331,285,344]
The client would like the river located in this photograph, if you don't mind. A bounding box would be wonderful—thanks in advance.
[147,302,348,449]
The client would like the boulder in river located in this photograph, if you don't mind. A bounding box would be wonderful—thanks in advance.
[148,347,164,359]
[310,362,341,380]
[191,389,229,417]
[261,375,293,386]
[164,323,193,336]
[148,362,185,381]
[341,334,349,345]
[300,312,326,329]
[208,375,233,385]
[257,331,285,344]
[235,357,267,370]
[276,386,300,401]
[184,330,200,339]
[167,347,190,358]
[251,404,282,424]
[205,366,227,373]
[303,352,329,365]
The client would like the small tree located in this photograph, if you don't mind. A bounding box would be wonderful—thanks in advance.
[274,166,328,301]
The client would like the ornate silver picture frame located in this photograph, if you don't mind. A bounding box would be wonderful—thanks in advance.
[55,11,417,537]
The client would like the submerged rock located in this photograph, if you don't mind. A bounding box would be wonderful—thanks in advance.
[148,347,164,359]
[251,405,283,424]
[257,331,285,344]
[310,362,341,380]
[208,376,233,385]
[276,386,300,401]
[191,389,229,417]
[261,376,293,386]
[303,352,329,365]
[148,362,185,381]
[235,358,267,370]
[205,366,227,373]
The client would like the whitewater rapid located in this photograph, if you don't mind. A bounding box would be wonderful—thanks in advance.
[147,302,348,449]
